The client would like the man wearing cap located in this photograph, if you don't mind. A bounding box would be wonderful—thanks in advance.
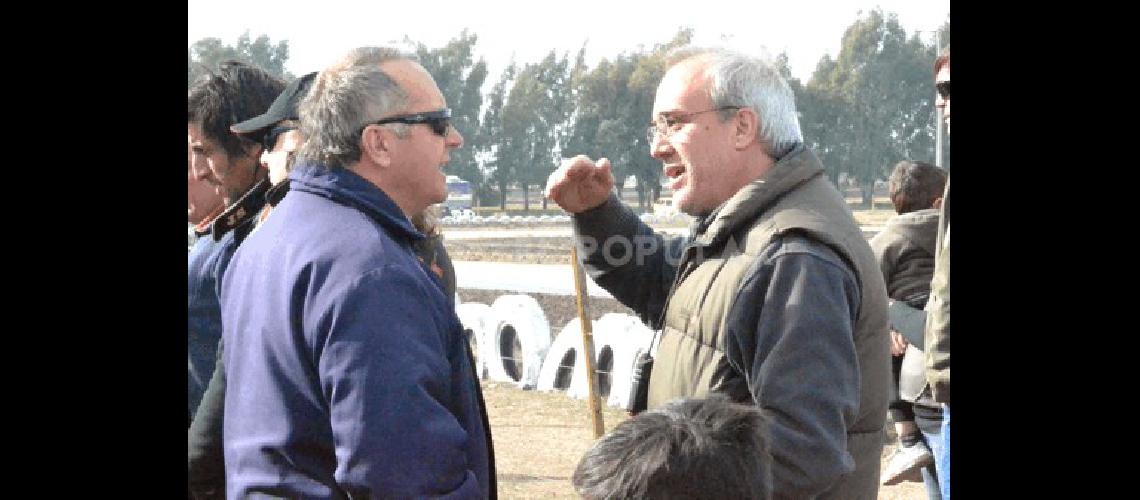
[219,47,494,498]
[187,61,283,426]
[187,71,316,500]
[230,71,317,223]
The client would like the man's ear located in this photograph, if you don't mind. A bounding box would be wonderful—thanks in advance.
[932,196,943,209]
[240,141,265,173]
[242,140,263,161]
[361,126,393,168]
[734,107,759,150]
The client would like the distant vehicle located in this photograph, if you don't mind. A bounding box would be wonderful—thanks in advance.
[445,175,473,211]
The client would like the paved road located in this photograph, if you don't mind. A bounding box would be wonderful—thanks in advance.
[444,226,689,240]
[454,261,613,298]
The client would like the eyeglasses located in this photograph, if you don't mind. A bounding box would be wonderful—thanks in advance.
[936,81,950,100]
[360,108,452,137]
[262,124,298,152]
[646,106,741,144]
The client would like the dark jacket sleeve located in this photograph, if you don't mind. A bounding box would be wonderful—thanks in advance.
[725,235,861,499]
[315,265,481,498]
[870,228,927,347]
[571,194,685,329]
[187,340,226,500]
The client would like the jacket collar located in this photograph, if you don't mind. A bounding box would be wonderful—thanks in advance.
[210,178,271,242]
[287,162,424,243]
[264,179,290,207]
[192,203,226,237]
[885,208,941,256]
[693,144,823,247]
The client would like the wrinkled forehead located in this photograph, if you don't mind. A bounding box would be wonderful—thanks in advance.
[935,65,950,83]
[652,59,711,117]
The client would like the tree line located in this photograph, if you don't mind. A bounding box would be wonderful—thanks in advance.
[188,9,950,211]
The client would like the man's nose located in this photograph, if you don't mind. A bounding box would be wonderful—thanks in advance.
[448,126,464,149]
[649,133,671,160]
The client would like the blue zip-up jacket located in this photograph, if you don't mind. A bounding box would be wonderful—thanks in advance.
[220,163,495,499]
[187,229,237,424]
[188,179,269,425]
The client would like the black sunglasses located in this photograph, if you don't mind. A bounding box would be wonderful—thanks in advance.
[262,124,298,151]
[936,81,950,100]
[360,108,452,137]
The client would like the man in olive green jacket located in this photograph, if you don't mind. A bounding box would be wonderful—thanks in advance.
[547,47,889,500]
[924,44,951,500]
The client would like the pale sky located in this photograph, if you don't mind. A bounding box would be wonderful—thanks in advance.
[188,0,949,85]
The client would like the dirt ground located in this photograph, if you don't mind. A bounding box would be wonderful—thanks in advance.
[447,237,581,265]
[481,381,926,499]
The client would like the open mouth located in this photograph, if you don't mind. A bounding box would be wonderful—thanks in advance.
[663,164,686,190]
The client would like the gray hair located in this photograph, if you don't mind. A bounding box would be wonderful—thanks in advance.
[297,46,413,169]
[667,47,803,159]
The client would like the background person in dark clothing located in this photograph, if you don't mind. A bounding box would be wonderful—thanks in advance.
[187,61,283,424]
[870,160,946,500]
[187,71,315,500]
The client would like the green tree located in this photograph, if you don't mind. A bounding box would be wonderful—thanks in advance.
[188,31,292,86]
[487,50,575,212]
[482,62,517,209]
[564,55,644,209]
[535,51,575,210]
[499,66,541,210]
[801,10,943,205]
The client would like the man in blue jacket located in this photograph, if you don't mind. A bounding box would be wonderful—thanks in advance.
[187,61,284,424]
[219,46,495,498]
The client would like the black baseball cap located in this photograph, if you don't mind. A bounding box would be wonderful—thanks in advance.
[230,71,317,136]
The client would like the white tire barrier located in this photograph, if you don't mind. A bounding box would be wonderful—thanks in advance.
[536,313,654,408]
[595,314,655,409]
[456,302,493,379]
[486,294,551,389]
[535,317,597,394]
